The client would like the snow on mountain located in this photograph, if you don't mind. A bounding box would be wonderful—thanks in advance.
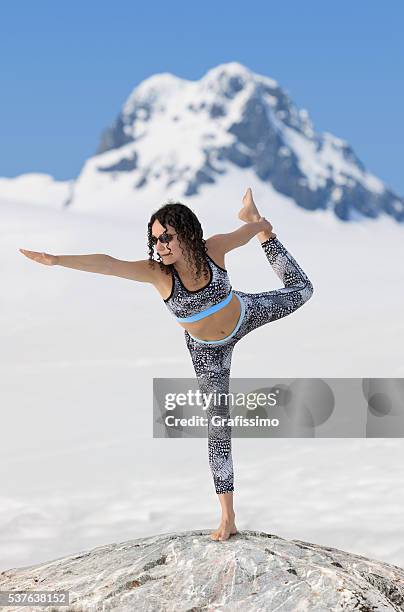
[1,62,403,222]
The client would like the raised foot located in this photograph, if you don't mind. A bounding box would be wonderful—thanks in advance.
[238,187,261,223]
[210,519,238,542]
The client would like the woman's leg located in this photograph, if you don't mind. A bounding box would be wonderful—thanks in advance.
[231,235,314,342]
[184,331,238,540]
[184,332,236,494]
[235,188,313,336]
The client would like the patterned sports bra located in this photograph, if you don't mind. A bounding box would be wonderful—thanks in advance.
[163,253,233,323]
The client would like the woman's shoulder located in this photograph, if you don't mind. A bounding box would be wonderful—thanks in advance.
[205,236,227,271]
[149,260,175,301]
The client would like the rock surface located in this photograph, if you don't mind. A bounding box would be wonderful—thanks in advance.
[1,530,403,611]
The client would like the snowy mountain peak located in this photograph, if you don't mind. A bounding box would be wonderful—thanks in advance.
[122,72,187,116]
[87,62,403,221]
[2,62,402,222]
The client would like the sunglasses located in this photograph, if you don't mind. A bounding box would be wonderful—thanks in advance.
[151,232,177,246]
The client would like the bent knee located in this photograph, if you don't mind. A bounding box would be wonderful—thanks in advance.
[302,279,314,302]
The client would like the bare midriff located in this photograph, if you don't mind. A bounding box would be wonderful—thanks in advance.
[177,293,241,341]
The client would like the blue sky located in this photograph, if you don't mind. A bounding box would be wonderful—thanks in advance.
[1,0,403,194]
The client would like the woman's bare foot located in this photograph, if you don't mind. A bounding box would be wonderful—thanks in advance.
[238,187,276,242]
[238,187,261,223]
[210,513,238,542]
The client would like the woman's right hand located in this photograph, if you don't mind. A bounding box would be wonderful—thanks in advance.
[19,249,59,265]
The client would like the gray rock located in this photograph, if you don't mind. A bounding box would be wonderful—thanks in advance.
[96,153,138,174]
[1,530,403,611]
[96,115,133,155]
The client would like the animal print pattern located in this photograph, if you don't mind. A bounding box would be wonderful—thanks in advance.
[184,237,314,494]
[164,253,232,320]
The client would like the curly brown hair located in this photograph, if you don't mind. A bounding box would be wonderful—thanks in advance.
[147,201,210,282]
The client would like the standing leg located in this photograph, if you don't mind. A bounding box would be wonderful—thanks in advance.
[184,331,238,541]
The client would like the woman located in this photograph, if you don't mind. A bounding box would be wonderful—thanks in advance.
[20,187,314,542]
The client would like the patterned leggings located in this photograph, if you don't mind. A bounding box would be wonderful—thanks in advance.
[184,237,314,495]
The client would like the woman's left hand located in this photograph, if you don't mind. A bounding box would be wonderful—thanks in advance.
[258,217,276,238]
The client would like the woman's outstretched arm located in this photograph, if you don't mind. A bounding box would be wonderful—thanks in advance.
[19,249,157,283]
[207,217,275,254]
[19,249,111,274]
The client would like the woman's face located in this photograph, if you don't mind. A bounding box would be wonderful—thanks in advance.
[151,220,183,264]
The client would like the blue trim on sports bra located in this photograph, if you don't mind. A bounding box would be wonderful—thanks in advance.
[187,292,245,344]
[175,290,234,322]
